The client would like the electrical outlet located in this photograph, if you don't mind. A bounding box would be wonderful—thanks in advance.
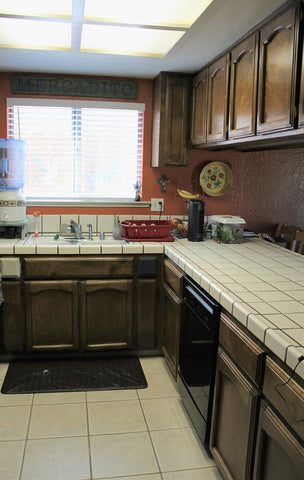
[151,198,164,212]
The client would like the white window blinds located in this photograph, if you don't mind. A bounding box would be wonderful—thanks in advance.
[7,98,144,200]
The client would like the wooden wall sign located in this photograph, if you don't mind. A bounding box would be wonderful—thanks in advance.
[11,76,138,99]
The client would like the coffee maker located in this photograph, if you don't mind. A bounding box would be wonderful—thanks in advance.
[188,199,205,242]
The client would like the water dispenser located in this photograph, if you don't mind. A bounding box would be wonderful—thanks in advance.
[0,139,28,238]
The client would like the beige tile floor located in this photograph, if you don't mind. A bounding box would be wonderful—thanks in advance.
[0,357,222,480]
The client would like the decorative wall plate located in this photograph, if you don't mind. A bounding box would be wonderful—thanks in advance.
[199,161,233,196]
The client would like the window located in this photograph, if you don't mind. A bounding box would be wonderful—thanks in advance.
[7,98,144,202]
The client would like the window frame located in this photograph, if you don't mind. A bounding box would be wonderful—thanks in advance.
[7,97,147,207]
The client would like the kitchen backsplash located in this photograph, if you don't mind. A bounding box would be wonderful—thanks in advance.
[26,214,188,235]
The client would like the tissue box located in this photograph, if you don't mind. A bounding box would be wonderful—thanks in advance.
[209,215,246,244]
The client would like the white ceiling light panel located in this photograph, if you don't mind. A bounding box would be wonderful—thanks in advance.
[0,0,72,18]
[81,24,185,57]
[84,0,213,28]
[0,18,71,50]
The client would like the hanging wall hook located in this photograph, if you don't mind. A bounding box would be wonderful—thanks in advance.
[157,174,170,193]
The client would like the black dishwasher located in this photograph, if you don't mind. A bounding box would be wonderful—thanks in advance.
[178,275,221,453]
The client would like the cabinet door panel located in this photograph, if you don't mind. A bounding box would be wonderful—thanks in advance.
[163,75,190,166]
[263,357,304,442]
[80,280,134,350]
[163,259,183,298]
[257,7,298,133]
[136,279,158,349]
[0,281,24,352]
[253,402,304,480]
[298,12,304,127]
[220,312,266,387]
[210,348,259,480]
[24,281,79,351]
[162,283,182,378]
[229,34,258,139]
[151,73,190,167]
[191,68,208,145]
[207,54,229,143]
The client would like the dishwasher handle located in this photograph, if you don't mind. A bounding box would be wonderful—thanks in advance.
[184,284,218,316]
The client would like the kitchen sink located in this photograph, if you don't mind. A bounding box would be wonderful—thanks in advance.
[24,234,128,246]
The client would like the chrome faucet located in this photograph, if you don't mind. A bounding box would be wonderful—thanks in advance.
[69,220,82,239]
[87,224,93,240]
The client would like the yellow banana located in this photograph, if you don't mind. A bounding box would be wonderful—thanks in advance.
[177,189,200,199]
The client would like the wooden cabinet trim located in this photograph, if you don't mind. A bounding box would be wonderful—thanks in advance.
[162,282,182,378]
[207,54,230,143]
[263,357,304,442]
[22,256,135,279]
[219,311,266,386]
[210,348,259,480]
[80,279,134,351]
[24,280,79,351]
[190,68,208,145]
[136,279,159,349]
[0,281,24,352]
[257,6,298,134]
[253,401,304,480]
[163,259,183,298]
[163,281,182,305]
[151,72,191,167]
[229,33,259,139]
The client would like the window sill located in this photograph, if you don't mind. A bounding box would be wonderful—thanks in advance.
[26,198,151,208]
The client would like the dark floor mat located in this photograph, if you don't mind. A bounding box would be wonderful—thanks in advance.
[1,357,147,394]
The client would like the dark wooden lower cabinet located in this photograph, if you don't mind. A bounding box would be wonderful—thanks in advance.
[161,283,182,378]
[80,279,134,351]
[0,281,24,352]
[24,280,79,351]
[210,348,259,480]
[253,401,304,480]
[136,279,158,349]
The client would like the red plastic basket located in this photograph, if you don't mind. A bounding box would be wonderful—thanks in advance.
[120,220,172,239]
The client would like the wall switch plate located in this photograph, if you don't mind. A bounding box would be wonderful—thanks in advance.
[151,198,164,212]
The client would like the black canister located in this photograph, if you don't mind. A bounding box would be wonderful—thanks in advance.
[188,199,205,241]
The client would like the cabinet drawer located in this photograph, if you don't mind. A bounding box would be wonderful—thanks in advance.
[22,256,135,279]
[163,258,183,298]
[219,312,266,386]
[263,357,304,442]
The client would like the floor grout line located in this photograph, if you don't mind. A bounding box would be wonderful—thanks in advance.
[1,358,220,479]
[136,389,164,480]
[18,383,34,480]
[84,391,93,480]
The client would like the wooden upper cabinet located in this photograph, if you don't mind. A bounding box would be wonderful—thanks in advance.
[298,5,304,128]
[257,7,298,134]
[151,72,191,167]
[229,34,258,139]
[190,68,208,145]
[207,54,230,143]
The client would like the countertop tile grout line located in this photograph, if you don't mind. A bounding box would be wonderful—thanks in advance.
[170,240,304,318]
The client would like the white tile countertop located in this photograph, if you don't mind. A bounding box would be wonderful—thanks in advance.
[1,234,304,380]
[0,235,165,255]
[164,238,304,381]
